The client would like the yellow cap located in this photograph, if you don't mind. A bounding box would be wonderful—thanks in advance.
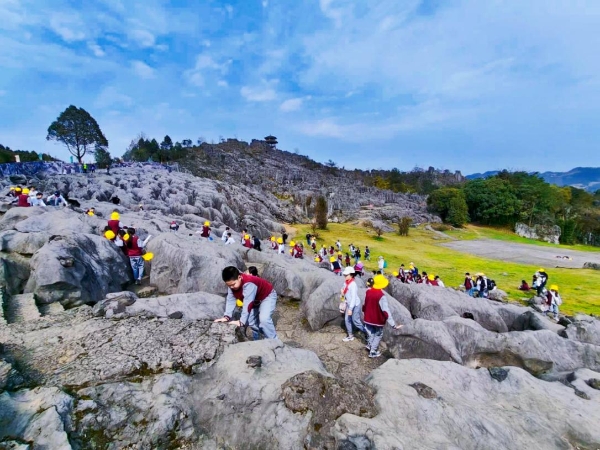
[372,275,389,290]
[142,252,154,261]
[337,251,342,255]
[244,234,250,240]
[236,299,243,308]
[290,241,296,246]
[270,236,275,242]
[329,256,336,262]
[277,237,283,244]
[428,274,434,281]
[392,271,399,277]
[123,233,130,241]
[9,187,14,191]
[104,230,116,240]
[204,221,210,226]
[539,268,545,272]
[22,188,30,194]
[110,212,120,220]
[87,211,94,216]
[550,284,559,291]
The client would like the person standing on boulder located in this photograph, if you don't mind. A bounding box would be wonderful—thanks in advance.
[46,191,68,207]
[362,274,403,358]
[341,267,367,342]
[125,228,152,285]
[215,266,278,339]
[537,269,549,296]
[545,284,562,321]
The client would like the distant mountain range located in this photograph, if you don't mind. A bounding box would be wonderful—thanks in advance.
[467,167,600,192]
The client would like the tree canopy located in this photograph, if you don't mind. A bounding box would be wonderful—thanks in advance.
[46,105,108,163]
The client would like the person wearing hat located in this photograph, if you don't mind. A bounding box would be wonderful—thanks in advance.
[319,245,327,259]
[310,236,317,251]
[14,188,31,207]
[200,221,211,238]
[170,221,179,232]
[277,237,285,254]
[425,274,438,286]
[242,234,253,248]
[363,274,403,358]
[409,262,418,277]
[545,285,562,321]
[270,236,278,250]
[46,191,68,207]
[341,266,366,342]
[215,266,278,339]
[125,227,152,285]
[108,211,123,237]
[85,207,96,216]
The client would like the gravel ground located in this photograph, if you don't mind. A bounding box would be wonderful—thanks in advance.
[442,239,600,268]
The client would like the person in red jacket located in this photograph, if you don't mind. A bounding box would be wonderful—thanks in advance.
[214,266,278,339]
[14,188,31,207]
[125,227,152,285]
[362,275,402,358]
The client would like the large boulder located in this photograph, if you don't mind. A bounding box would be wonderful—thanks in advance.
[0,307,237,389]
[333,359,600,449]
[24,234,131,308]
[192,339,330,449]
[559,314,600,346]
[93,290,225,320]
[387,280,511,332]
[146,233,245,296]
[386,317,600,378]
[0,207,46,232]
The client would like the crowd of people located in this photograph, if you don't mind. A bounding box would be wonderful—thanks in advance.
[518,268,561,321]
[7,185,69,207]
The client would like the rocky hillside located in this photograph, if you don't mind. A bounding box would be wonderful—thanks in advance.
[179,139,440,226]
[0,168,600,449]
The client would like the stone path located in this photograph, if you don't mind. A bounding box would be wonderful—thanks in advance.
[274,300,389,383]
[442,238,600,268]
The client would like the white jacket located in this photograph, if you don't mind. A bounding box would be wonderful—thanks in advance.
[344,281,360,309]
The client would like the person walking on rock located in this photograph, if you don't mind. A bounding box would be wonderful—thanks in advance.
[362,274,403,358]
[341,266,366,342]
[46,191,68,207]
[108,211,123,237]
[29,192,46,207]
[222,227,230,242]
[215,266,278,339]
[125,228,152,285]
[545,284,562,321]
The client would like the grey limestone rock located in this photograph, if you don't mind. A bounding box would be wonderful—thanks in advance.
[333,359,600,449]
[559,314,600,346]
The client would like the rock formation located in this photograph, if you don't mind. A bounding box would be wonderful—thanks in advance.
[0,165,599,449]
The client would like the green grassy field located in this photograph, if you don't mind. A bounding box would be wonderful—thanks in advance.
[289,223,600,316]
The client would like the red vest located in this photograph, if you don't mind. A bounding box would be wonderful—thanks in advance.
[127,236,143,257]
[363,289,387,326]
[201,226,210,237]
[243,239,253,248]
[107,220,120,234]
[17,194,30,207]
[230,274,273,311]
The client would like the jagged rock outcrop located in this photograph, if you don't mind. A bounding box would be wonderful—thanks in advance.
[515,222,561,244]
[559,314,600,346]
[333,359,600,449]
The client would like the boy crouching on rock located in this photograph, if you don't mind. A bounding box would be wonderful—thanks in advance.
[362,275,403,358]
[214,266,278,339]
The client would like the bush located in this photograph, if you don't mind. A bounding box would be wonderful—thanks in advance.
[431,223,452,232]
[398,217,412,236]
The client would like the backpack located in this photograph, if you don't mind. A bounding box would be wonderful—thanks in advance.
[488,279,496,290]
[383,261,388,268]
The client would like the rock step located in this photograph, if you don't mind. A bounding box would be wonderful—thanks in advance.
[38,301,65,316]
[5,293,41,324]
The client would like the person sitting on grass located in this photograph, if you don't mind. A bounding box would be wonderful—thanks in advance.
[518,279,530,291]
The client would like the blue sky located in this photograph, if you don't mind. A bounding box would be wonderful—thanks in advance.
[1,0,599,173]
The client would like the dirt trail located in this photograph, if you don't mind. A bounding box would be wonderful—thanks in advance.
[442,239,600,268]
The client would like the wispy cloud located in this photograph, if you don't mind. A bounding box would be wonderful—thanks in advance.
[131,60,155,79]
[240,85,277,102]
[280,97,306,112]
[128,29,155,48]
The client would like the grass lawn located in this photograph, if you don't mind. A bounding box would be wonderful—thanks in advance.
[289,223,600,316]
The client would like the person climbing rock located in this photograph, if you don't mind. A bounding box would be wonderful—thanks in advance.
[362,274,403,358]
[125,228,152,285]
[277,237,285,254]
[201,221,211,238]
[29,192,46,207]
[14,188,31,207]
[214,266,278,339]
[242,234,253,248]
[545,284,562,321]
[340,266,366,342]
[107,211,123,237]
[222,226,231,242]
[169,221,179,232]
[224,232,236,245]
[46,191,68,207]
[85,207,95,216]
[252,235,262,251]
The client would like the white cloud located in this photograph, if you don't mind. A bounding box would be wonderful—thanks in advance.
[262,0,268,7]
[217,80,228,87]
[131,61,155,79]
[94,86,133,109]
[225,4,234,18]
[280,97,304,112]
[88,42,105,57]
[128,29,155,47]
[240,86,277,102]
[184,54,230,87]
[49,13,86,42]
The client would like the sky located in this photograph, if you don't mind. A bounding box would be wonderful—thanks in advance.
[1,0,600,173]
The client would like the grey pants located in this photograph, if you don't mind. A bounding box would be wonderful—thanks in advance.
[365,324,384,352]
[345,305,366,337]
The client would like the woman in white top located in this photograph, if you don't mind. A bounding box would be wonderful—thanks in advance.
[341,266,366,342]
